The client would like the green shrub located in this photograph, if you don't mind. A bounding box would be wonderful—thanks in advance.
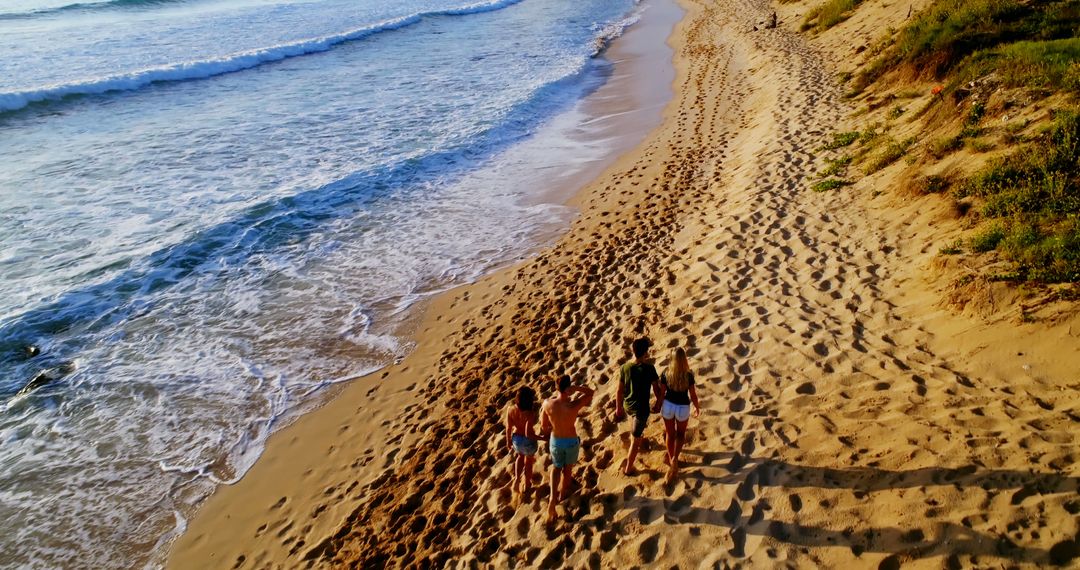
[940,240,964,255]
[864,137,916,173]
[958,109,1080,282]
[819,155,853,177]
[928,134,963,158]
[1000,221,1043,254]
[1000,120,1029,144]
[970,223,1006,252]
[820,131,860,150]
[812,178,852,192]
[1001,219,1080,282]
[967,138,995,152]
[922,174,951,194]
[1055,284,1080,301]
[1006,121,1028,134]
[959,124,982,139]
[858,126,882,145]
[960,109,1080,216]
[966,100,986,126]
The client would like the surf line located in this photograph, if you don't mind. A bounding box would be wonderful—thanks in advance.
[0,0,191,22]
[0,0,526,113]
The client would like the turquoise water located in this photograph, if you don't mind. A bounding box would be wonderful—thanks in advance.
[0,0,641,566]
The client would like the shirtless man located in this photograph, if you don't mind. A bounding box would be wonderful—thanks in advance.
[540,374,594,524]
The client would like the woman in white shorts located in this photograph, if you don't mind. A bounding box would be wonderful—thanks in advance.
[657,347,700,483]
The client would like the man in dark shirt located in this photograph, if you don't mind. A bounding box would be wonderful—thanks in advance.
[615,337,661,475]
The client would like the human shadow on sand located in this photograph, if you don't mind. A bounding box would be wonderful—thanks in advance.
[592,453,1080,567]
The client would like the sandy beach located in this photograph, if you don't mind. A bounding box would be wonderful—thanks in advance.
[169,0,1080,567]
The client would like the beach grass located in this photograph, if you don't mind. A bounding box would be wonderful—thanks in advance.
[819,130,859,150]
[812,178,851,192]
[800,0,865,32]
[956,109,1080,282]
[824,0,1079,282]
[818,155,852,178]
[863,136,916,174]
[856,0,1080,92]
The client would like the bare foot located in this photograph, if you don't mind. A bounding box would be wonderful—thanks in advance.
[546,502,557,525]
[665,463,678,485]
[622,459,637,476]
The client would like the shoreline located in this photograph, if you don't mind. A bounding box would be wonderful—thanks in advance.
[170,0,1080,566]
[165,0,685,566]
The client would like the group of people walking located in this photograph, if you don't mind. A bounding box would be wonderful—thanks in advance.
[503,337,701,523]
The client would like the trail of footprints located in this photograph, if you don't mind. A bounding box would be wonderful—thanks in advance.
[232,0,1080,567]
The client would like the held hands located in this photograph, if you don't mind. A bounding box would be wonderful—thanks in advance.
[651,401,662,414]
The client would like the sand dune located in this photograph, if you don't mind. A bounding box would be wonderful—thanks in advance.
[168,0,1080,567]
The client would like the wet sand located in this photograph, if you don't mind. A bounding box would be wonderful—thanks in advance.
[169,0,1080,567]
[167,0,684,566]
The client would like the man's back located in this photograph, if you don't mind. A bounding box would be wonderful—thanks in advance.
[543,397,581,439]
[622,360,658,412]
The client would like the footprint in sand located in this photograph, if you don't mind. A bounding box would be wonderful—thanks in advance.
[638,533,663,563]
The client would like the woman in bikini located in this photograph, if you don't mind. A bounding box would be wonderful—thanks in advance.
[505,385,539,497]
[657,347,701,483]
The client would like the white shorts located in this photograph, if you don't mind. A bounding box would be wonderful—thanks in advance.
[661,399,691,422]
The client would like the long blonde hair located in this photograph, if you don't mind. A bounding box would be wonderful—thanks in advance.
[666,347,691,392]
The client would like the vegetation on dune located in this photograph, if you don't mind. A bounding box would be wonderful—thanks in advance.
[800,0,866,32]
[956,38,1080,93]
[927,101,992,158]
[956,110,1080,282]
[863,136,916,174]
[939,239,964,255]
[818,155,852,177]
[811,178,852,192]
[818,130,859,150]
[808,0,1080,285]
[908,174,951,195]
[857,0,1080,92]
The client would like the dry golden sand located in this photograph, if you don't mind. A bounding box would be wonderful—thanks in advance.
[169,0,1080,567]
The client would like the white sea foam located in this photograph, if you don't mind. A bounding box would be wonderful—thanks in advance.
[590,5,645,56]
[0,0,649,566]
[0,0,525,113]
[0,0,187,20]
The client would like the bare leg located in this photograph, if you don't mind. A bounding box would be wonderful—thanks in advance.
[513,454,523,493]
[547,465,562,523]
[523,455,535,494]
[662,417,676,465]
[559,466,572,501]
[674,420,688,464]
[667,420,688,483]
[624,436,642,475]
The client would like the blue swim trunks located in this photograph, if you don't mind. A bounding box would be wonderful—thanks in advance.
[512,434,538,456]
[550,436,581,468]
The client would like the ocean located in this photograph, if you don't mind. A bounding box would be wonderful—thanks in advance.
[0,0,645,566]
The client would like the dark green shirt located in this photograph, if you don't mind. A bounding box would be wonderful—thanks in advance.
[621,360,658,413]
